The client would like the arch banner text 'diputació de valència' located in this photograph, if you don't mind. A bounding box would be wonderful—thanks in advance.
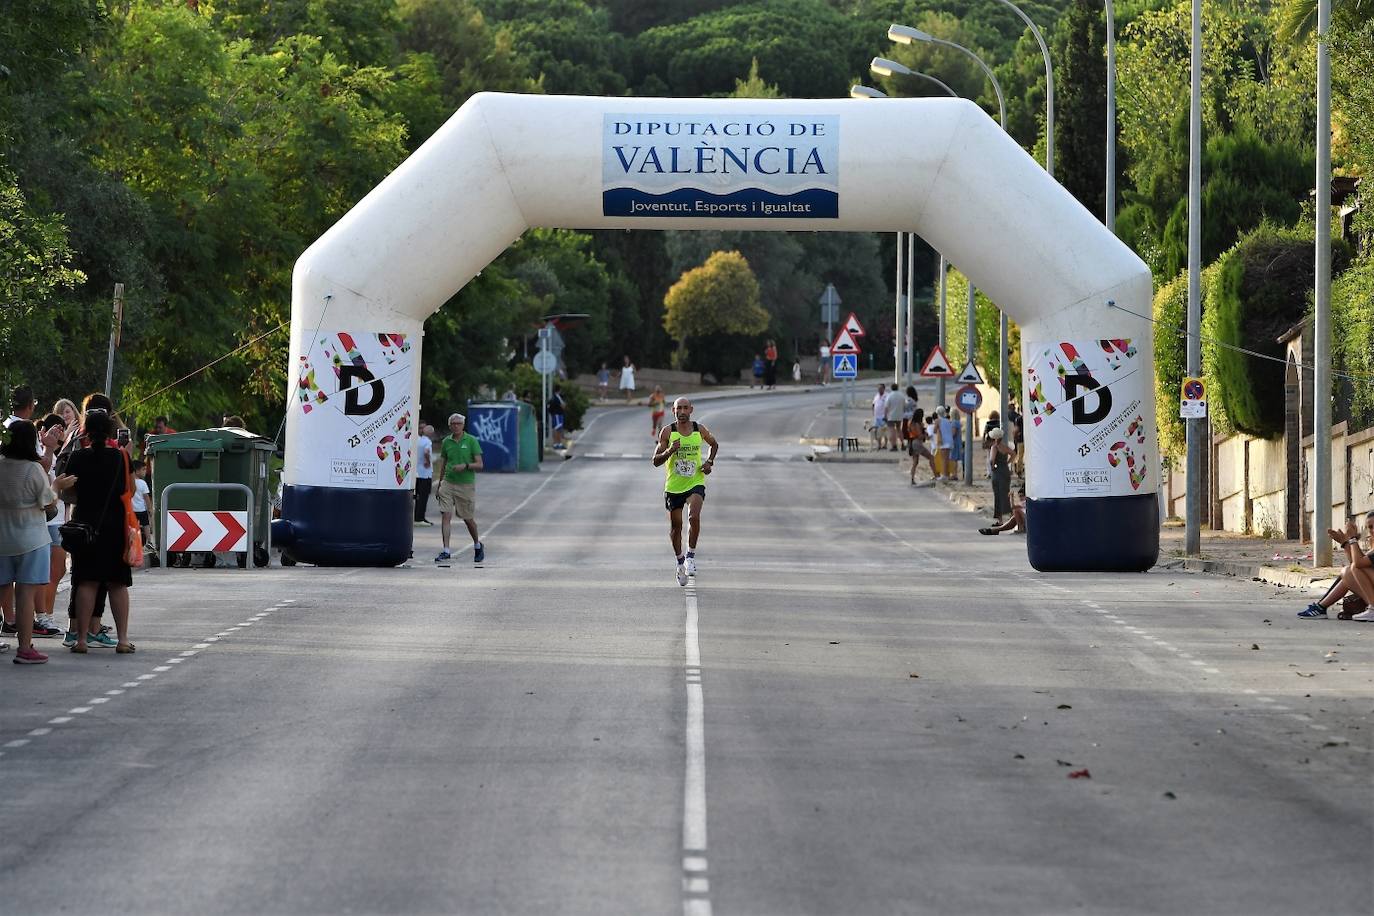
[275,93,1158,571]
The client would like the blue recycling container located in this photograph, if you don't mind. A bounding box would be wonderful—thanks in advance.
[465,401,539,472]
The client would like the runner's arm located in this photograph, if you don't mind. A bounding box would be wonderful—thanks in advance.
[652,427,678,466]
[698,425,720,472]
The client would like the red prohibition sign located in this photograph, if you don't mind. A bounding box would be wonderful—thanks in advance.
[1183,379,1204,400]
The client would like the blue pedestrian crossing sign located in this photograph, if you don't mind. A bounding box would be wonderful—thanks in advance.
[832,353,858,379]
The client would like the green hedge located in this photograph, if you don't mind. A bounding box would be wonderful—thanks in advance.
[1152,270,1189,458]
[1202,224,1350,439]
[1333,255,1374,430]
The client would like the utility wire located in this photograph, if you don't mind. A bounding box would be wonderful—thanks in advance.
[119,321,289,416]
[1106,299,1374,384]
[271,294,333,449]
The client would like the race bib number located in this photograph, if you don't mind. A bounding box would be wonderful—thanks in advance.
[674,458,697,478]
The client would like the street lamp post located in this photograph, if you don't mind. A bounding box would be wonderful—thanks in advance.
[1105,0,1116,231]
[1314,0,1333,566]
[1185,0,1203,556]
[877,42,1011,482]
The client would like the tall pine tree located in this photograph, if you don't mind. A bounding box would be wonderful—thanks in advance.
[1051,0,1109,221]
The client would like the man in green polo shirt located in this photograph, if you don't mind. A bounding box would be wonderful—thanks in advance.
[434,412,485,563]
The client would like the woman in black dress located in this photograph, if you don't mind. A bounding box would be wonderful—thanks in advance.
[63,410,135,653]
[986,426,1015,526]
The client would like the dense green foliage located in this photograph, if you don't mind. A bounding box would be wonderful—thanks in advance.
[940,269,1021,401]
[5,0,1374,447]
[1201,225,1347,439]
[662,251,769,377]
[1331,257,1374,430]
[1150,270,1189,458]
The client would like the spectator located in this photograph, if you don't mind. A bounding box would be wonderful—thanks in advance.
[882,384,905,452]
[51,398,79,432]
[2,388,57,637]
[62,409,136,654]
[907,408,934,484]
[0,420,65,663]
[7,384,38,426]
[871,384,887,450]
[934,407,954,480]
[980,485,1028,535]
[130,459,151,550]
[1299,511,1374,620]
[925,411,939,475]
[548,384,567,450]
[222,415,246,428]
[141,414,176,459]
[902,386,919,441]
[764,339,779,389]
[414,424,435,525]
[792,358,802,384]
[596,363,610,400]
[35,414,69,638]
[986,427,1015,524]
[433,413,484,564]
[619,355,637,403]
[55,394,125,649]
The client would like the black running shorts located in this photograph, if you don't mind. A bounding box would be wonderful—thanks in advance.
[664,485,706,512]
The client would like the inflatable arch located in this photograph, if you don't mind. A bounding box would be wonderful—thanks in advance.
[275,93,1159,572]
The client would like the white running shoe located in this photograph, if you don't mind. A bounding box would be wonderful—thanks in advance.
[676,563,689,587]
[684,556,697,577]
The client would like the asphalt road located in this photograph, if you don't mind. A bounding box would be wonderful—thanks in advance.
[1,387,1370,915]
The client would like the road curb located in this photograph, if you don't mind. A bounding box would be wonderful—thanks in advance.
[923,477,1338,592]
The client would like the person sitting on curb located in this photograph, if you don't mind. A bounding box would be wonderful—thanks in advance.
[979,486,1027,535]
[1298,509,1374,620]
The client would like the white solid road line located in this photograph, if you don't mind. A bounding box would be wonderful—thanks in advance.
[682,585,712,916]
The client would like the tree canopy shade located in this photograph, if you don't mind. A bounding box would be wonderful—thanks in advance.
[633,0,868,98]
[0,168,86,395]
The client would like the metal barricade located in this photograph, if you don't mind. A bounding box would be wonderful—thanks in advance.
[158,482,258,570]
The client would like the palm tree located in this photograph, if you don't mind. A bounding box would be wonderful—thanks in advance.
[1276,0,1374,42]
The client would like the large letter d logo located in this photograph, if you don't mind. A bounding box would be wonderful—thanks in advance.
[340,366,385,416]
[1064,373,1111,425]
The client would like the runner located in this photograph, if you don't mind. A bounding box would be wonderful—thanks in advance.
[648,385,666,438]
[652,398,719,587]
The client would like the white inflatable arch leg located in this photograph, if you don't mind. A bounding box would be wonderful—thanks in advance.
[278,94,1157,571]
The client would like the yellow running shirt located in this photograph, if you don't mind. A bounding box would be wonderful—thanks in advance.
[665,424,706,494]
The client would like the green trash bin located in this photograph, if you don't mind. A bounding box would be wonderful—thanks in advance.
[146,427,277,567]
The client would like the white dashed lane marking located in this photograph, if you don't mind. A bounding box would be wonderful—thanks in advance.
[0,605,284,756]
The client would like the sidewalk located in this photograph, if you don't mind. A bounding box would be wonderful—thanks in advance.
[803,402,1341,591]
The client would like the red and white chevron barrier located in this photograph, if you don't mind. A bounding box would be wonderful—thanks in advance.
[166,510,248,553]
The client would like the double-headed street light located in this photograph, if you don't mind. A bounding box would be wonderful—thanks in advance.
[875,45,1011,486]
[888,6,1051,172]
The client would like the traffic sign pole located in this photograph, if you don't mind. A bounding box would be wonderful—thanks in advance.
[841,376,848,461]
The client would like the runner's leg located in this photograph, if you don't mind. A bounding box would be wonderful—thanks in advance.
[463,518,480,545]
[686,493,704,551]
[668,506,684,558]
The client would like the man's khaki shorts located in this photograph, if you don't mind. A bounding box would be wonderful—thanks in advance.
[437,480,476,519]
